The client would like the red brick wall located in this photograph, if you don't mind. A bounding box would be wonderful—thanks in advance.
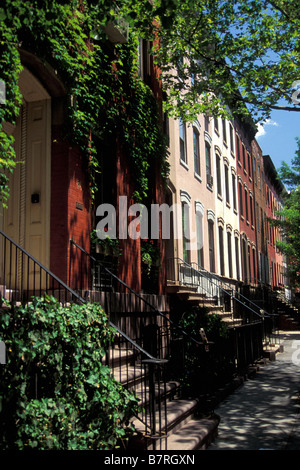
[234,119,257,284]
[115,139,142,292]
[50,126,91,291]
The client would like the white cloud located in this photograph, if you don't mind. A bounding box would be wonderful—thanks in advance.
[256,119,279,138]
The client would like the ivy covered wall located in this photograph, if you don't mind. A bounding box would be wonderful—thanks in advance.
[0,0,169,208]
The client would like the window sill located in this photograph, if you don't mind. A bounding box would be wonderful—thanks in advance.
[180,159,189,171]
[194,173,202,183]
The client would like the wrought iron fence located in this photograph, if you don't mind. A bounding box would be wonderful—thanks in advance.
[0,229,168,447]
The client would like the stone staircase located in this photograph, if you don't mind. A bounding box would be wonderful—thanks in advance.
[276,298,300,330]
[166,283,243,328]
[107,345,220,450]
[1,282,220,451]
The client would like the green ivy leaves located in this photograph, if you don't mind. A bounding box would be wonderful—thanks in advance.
[0,296,139,450]
[0,0,169,208]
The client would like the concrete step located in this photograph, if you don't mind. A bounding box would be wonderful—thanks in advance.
[178,292,208,303]
[133,398,219,450]
[105,346,136,367]
[133,398,198,438]
[166,283,198,295]
[112,364,145,389]
[278,314,300,331]
[134,380,180,409]
[166,414,220,450]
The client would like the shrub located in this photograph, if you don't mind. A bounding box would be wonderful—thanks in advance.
[0,296,139,450]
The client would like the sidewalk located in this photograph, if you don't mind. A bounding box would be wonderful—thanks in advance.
[208,331,300,450]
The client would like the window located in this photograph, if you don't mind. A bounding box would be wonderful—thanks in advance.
[196,209,204,267]
[236,135,241,163]
[256,203,259,232]
[138,39,150,80]
[235,236,240,280]
[252,247,256,283]
[248,244,251,283]
[214,117,219,133]
[179,118,187,164]
[258,164,261,189]
[204,115,210,132]
[227,231,233,278]
[239,180,243,217]
[216,153,222,196]
[193,127,200,176]
[229,125,234,153]
[248,153,252,179]
[250,193,254,226]
[242,237,248,282]
[245,187,249,222]
[261,208,264,237]
[225,164,230,205]
[181,202,190,262]
[232,173,237,211]
[219,225,225,276]
[242,145,246,170]
[208,220,215,273]
[206,143,212,186]
[222,118,227,144]
[253,156,257,184]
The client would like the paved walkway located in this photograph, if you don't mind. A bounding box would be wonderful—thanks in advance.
[209,331,300,450]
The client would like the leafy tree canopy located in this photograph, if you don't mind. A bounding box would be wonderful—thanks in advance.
[132,0,300,123]
[274,139,300,287]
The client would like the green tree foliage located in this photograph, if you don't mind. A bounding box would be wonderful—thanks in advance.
[1,0,299,204]
[0,0,169,207]
[273,139,300,287]
[0,297,139,449]
[149,0,300,123]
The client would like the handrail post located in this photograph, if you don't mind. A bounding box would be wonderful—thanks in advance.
[143,358,168,448]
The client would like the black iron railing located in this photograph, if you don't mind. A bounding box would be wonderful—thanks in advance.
[0,229,168,447]
[167,257,279,349]
[70,239,216,412]
[70,239,206,359]
[69,240,275,402]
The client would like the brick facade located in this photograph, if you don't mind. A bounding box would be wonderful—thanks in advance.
[234,118,257,285]
[50,125,91,290]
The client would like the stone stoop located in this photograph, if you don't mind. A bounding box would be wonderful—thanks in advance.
[163,410,220,450]
[133,398,220,451]
[167,282,243,328]
[109,345,220,451]
[278,311,300,331]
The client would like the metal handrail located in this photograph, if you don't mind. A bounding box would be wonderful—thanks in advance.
[70,239,206,346]
[0,229,162,362]
[1,228,172,442]
[168,257,269,321]
[191,260,277,319]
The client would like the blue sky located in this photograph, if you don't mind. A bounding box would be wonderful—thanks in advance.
[255,110,299,173]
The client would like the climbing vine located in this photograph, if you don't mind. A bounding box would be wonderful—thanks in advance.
[0,296,139,449]
[0,0,169,207]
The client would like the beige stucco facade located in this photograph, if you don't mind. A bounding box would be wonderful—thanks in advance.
[166,110,242,288]
[166,113,217,279]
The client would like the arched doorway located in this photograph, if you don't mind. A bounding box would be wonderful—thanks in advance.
[1,67,51,289]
